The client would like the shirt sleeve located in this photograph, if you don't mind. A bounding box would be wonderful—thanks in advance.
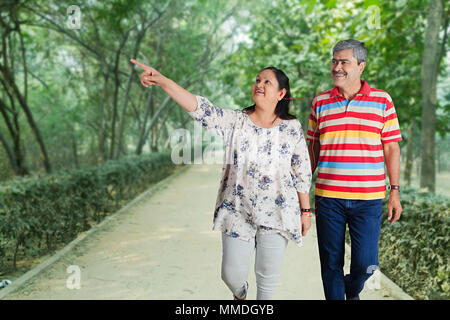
[306,98,319,142]
[381,95,402,144]
[187,95,238,140]
[291,124,312,193]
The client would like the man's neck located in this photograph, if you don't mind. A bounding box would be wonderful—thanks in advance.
[338,80,363,101]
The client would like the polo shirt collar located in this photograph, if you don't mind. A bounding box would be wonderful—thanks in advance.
[330,80,371,98]
[359,80,371,95]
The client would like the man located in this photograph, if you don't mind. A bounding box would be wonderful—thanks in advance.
[307,39,403,300]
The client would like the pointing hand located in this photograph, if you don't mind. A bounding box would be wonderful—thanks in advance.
[130,59,166,88]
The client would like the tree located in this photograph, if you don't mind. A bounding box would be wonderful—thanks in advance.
[420,0,447,192]
[0,1,52,174]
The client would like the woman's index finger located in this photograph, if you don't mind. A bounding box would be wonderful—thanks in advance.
[130,59,150,70]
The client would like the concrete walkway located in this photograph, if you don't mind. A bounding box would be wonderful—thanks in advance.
[1,163,412,300]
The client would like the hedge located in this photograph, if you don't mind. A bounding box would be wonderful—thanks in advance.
[335,185,449,300]
[378,187,450,300]
[0,151,180,272]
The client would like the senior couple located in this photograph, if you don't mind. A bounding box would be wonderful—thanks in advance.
[131,39,403,300]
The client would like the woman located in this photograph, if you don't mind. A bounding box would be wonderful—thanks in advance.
[131,59,312,300]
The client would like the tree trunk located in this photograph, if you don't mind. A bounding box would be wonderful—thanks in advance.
[135,87,155,155]
[149,90,157,152]
[436,142,441,172]
[134,32,163,155]
[0,127,20,174]
[71,128,79,169]
[404,118,414,186]
[150,105,172,152]
[109,31,130,160]
[0,27,51,174]
[114,18,163,159]
[109,67,120,160]
[0,66,51,173]
[150,125,158,152]
[114,66,135,159]
[0,97,28,175]
[97,72,109,163]
[419,0,443,193]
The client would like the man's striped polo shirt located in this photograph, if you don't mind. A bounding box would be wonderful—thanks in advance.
[306,80,402,200]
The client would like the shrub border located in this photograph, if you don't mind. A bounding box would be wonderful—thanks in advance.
[0,164,190,299]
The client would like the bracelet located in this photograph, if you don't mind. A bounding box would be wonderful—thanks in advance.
[388,185,400,191]
[301,208,312,217]
[301,212,312,217]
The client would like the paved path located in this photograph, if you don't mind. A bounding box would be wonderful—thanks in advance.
[1,163,412,300]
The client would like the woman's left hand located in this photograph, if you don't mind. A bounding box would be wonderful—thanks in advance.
[301,215,311,236]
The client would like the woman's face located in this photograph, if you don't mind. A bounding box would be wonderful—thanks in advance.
[252,69,285,107]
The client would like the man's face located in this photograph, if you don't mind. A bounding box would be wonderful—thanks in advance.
[331,48,365,88]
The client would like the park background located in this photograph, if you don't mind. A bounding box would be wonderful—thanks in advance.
[0,0,448,299]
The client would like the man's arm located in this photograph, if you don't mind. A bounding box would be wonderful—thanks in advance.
[383,141,403,224]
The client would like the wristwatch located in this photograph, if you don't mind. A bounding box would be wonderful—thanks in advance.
[388,185,400,191]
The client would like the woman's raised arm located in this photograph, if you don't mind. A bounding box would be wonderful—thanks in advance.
[130,59,198,112]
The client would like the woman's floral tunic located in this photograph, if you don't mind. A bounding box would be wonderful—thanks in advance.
[188,96,312,247]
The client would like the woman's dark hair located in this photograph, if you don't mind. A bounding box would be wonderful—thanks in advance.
[243,66,297,121]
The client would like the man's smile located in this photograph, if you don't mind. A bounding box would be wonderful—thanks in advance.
[333,72,347,78]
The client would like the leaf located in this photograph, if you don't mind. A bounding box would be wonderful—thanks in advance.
[306,0,316,14]
[325,0,337,9]
[363,0,382,9]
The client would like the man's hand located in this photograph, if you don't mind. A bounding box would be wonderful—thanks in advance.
[301,215,311,236]
[387,191,402,224]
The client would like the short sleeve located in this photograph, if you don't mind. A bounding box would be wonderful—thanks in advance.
[290,125,312,193]
[306,98,319,142]
[187,95,238,140]
[381,95,402,144]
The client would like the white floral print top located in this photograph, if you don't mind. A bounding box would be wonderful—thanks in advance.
[188,96,312,247]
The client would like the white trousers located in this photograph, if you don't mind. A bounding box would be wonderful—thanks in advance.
[221,232,288,300]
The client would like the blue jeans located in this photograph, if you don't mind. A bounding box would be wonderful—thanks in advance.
[315,196,382,300]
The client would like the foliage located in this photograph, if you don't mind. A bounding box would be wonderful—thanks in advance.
[218,0,447,133]
[0,0,242,179]
[378,187,450,300]
[0,0,449,299]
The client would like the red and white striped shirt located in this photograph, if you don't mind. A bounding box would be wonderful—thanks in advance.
[306,80,402,200]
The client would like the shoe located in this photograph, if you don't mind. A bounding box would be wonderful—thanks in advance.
[346,295,360,300]
[233,281,248,300]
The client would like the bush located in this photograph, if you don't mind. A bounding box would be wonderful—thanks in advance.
[379,187,450,300]
[0,151,179,272]
[312,179,450,300]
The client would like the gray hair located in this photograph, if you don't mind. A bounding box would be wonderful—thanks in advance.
[332,39,367,64]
